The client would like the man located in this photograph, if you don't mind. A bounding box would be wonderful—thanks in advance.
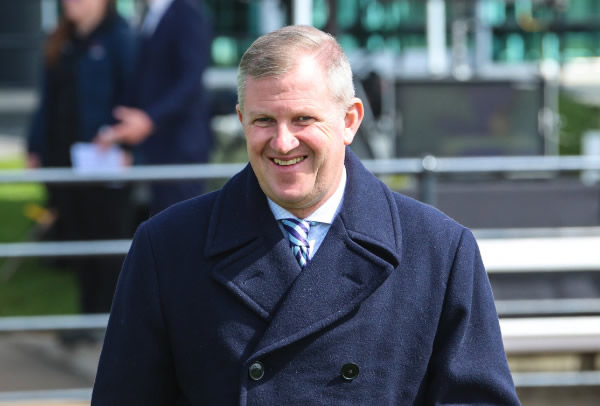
[92,25,520,405]
[97,0,213,214]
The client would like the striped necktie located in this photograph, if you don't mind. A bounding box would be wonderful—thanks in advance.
[280,218,311,268]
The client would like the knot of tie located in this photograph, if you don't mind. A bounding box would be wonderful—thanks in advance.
[280,218,311,268]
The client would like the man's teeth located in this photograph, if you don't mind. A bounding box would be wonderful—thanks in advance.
[274,157,305,166]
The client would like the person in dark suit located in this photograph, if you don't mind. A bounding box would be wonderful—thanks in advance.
[92,25,520,405]
[97,0,213,215]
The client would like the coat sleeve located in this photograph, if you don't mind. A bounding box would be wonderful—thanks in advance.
[425,229,521,405]
[91,222,179,405]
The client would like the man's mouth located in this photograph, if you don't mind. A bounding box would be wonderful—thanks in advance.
[273,156,306,166]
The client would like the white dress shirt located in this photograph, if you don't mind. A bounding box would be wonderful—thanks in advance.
[268,167,347,260]
[141,0,174,35]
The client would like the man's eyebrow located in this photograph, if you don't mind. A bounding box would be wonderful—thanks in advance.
[247,111,272,117]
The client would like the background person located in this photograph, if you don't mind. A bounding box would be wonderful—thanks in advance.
[97,0,213,215]
[93,25,520,404]
[27,0,135,318]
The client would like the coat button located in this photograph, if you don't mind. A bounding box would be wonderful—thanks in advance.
[340,362,359,381]
[248,361,265,381]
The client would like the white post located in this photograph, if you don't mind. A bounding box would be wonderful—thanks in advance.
[474,0,493,73]
[426,0,448,76]
[581,130,600,185]
[293,0,313,26]
[260,0,285,34]
[40,0,58,32]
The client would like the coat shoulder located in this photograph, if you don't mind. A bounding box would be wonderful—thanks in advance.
[141,190,218,243]
[392,191,470,246]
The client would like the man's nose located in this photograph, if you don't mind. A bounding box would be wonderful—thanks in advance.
[270,123,300,153]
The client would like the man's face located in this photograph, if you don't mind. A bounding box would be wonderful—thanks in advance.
[237,56,363,218]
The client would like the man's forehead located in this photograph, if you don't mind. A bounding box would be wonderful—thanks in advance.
[244,76,331,107]
[244,97,325,116]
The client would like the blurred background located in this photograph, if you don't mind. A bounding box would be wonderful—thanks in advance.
[0,1,599,405]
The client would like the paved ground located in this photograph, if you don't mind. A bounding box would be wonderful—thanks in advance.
[518,387,600,406]
[0,332,98,404]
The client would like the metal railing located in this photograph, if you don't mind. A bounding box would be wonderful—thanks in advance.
[1,154,600,204]
[1,155,599,396]
[0,388,92,403]
[1,155,599,317]
[1,231,600,272]
[0,314,109,332]
[2,314,600,351]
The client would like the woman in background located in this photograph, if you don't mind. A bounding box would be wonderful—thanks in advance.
[27,0,135,321]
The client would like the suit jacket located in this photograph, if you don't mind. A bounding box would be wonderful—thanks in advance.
[129,0,212,164]
[92,149,520,405]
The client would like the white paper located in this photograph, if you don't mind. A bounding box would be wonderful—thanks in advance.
[70,142,125,173]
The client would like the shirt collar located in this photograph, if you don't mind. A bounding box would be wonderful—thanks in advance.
[268,166,347,225]
[147,0,174,13]
[142,0,174,33]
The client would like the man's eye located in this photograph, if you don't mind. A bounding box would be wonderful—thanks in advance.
[296,116,314,124]
[253,117,273,125]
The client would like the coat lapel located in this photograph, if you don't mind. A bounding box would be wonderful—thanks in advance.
[206,151,403,356]
[251,149,403,357]
[206,165,303,320]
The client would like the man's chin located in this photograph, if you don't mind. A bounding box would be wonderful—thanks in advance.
[271,194,305,209]
[269,190,311,210]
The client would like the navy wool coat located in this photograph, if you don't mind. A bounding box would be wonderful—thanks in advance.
[92,149,520,405]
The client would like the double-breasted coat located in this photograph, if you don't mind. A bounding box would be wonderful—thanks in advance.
[92,149,520,405]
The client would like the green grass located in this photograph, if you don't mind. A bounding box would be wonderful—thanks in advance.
[0,158,80,316]
[0,260,79,316]
[0,156,46,202]
[558,92,600,155]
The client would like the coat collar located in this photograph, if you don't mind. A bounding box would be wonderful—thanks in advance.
[205,148,402,260]
[206,149,403,354]
[339,149,402,264]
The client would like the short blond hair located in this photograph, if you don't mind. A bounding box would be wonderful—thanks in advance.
[237,25,354,112]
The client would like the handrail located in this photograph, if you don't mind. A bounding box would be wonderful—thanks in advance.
[0,155,599,184]
[0,299,599,333]
[0,239,131,258]
[495,298,600,317]
[2,314,599,355]
[477,235,600,273]
[0,388,92,403]
[511,371,600,387]
[0,314,109,332]
[2,232,599,275]
[0,162,246,184]
[500,316,600,354]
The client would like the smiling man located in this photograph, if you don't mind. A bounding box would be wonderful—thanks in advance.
[92,26,520,405]
[239,50,362,219]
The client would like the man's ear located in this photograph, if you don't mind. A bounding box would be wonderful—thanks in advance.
[343,97,364,146]
[236,104,243,124]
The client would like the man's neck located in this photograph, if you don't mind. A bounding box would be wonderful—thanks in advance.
[268,167,347,223]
